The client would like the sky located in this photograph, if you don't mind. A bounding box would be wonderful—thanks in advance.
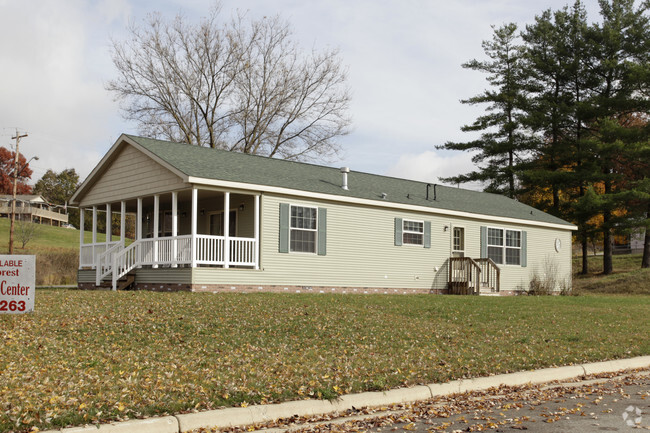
[0,0,601,190]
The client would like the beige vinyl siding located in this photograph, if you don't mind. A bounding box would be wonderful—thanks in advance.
[134,268,192,284]
[77,269,96,283]
[192,193,573,292]
[450,219,572,291]
[80,145,186,206]
[193,193,452,290]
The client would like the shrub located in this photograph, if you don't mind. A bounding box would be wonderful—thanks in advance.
[36,250,78,285]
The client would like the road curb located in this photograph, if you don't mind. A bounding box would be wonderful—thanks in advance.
[41,416,178,433]
[41,355,650,433]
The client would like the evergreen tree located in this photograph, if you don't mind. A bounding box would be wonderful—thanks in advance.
[581,0,650,274]
[521,1,601,274]
[437,23,533,199]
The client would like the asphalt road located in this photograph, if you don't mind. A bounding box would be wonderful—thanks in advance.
[244,369,649,433]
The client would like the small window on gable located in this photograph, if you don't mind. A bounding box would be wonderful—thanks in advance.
[403,219,424,245]
[290,205,317,253]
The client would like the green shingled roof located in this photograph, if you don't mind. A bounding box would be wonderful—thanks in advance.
[129,135,574,228]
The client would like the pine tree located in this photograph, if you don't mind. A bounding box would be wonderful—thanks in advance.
[437,23,533,199]
[582,0,650,274]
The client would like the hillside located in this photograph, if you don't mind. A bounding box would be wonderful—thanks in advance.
[0,217,107,285]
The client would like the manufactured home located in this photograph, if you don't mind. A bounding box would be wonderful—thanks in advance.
[71,134,576,295]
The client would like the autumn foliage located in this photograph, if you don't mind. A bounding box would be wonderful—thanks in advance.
[0,146,33,194]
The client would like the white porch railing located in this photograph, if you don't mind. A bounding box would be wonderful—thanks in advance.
[96,240,125,285]
[96,235,257,290]
[80,241,121,269]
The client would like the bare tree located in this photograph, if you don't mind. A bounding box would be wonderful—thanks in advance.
[107,4,351,161]
[16,216,40,249]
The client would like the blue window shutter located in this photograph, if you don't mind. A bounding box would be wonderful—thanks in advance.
[480,226,487,258]
[521,231,527,267]
[279,203,289,253]
[317,208,327,255]
[395,218,403,246]
[424,221,431,248]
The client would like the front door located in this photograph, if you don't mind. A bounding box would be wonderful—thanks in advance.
[209,210,237,237]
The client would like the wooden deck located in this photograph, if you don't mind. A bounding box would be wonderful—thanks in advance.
[448,257,500,295]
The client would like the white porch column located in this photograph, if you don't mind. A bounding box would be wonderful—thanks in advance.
[79,208,85,269]
[191,188,197,268]
[171,191,178,268]
[105,203,112,245]
[120,201,126,243]
[254,194,260,270]
[136,198,143,269]
[136,198,142,240]
[223,192,230,269]
[92,206,98,270]
[153,195,159,268]
[92,206,97,244]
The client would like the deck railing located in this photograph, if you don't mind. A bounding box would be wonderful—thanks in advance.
[448,257,500,295]
[96,240,125,285]
[101,234,257,290]
[80,241,122,269]
[475,258,500,293]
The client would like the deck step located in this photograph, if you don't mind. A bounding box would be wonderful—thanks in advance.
[116,274,136,291]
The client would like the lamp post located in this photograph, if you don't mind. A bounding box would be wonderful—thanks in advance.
[8,133,38,254]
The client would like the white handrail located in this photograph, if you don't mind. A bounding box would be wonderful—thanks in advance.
[109,234,258,290]
[96,240,125,285]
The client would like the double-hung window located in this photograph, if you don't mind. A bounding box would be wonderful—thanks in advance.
[487,227,522,265]
[403,220,424,245]
[290,205,317,253]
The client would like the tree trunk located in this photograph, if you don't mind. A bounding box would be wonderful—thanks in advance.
[602,223,613,275]
[643,205,650,269]
[602,177,613,275]
[581,230,589,275]
[642,229,650,269]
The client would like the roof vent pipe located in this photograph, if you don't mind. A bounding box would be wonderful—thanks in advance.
[340,167,350,190]
[426,183,437,200]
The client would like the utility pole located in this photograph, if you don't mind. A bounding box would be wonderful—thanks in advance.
[9,130,28,254]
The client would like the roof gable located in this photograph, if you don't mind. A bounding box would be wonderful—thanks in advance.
[72,136,187,206]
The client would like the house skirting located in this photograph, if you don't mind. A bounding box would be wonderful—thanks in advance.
[77,280,447,294]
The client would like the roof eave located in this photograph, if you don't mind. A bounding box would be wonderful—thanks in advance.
[187,176,577,231]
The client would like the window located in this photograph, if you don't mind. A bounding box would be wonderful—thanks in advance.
[487,227,521,265]
[403,219,424,245]
[290,205,317,253]
[452,227,465,257]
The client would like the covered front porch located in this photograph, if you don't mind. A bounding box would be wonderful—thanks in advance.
[79,187,260,290]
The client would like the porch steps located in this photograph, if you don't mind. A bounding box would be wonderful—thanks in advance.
[116,273,136,291]
[479,289,500,296]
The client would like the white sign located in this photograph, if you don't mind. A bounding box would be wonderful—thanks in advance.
[0,255,35,314]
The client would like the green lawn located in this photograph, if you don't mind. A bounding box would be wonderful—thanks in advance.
[0,217,105,253]
[573,253,650,294]
[1,291,648,432]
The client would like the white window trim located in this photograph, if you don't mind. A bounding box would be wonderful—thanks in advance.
[487,226,522,266]
[402,219,424,246]
[289,204,318,254]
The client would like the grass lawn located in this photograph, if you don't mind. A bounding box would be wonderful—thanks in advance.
[573,253,650,294]
[1,291,649,432]
[0,217,106,254]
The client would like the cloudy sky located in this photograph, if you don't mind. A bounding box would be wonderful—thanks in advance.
[0,0,601,189]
